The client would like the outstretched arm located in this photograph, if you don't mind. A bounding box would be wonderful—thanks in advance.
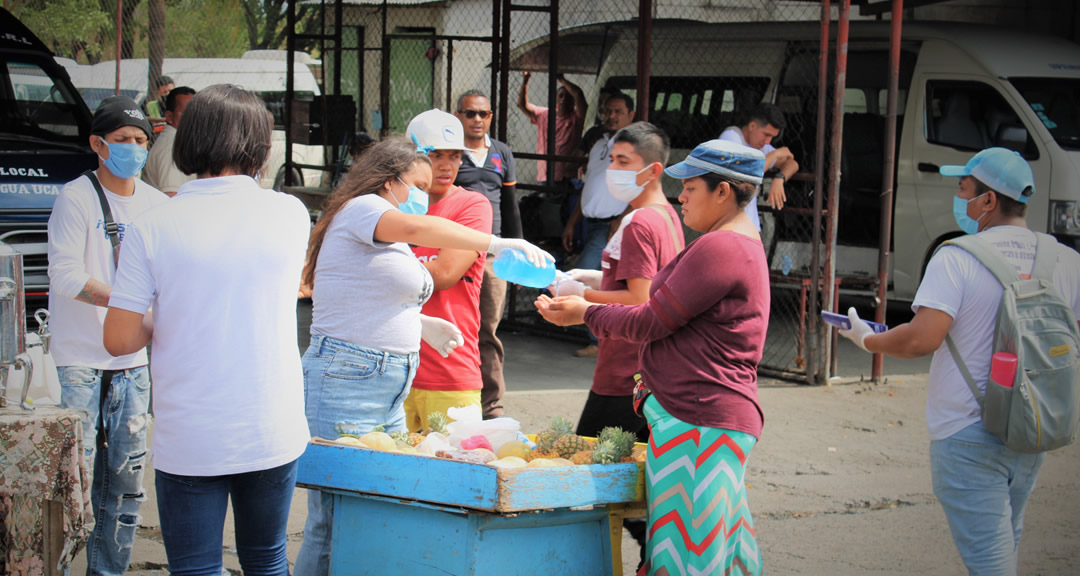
[558,74,588,122]
[517,71,540,122]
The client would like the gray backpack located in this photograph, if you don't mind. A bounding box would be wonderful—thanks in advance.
[941,233,1080,453]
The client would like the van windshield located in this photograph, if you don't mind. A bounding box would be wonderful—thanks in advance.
[1010,78,1080,150]
[0,59,87,146]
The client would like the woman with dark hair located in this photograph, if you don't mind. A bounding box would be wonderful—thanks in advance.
[537,139,770,576]
[293,136,550,576]
[103,84,311,575]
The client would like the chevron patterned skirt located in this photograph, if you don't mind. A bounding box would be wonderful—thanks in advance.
[642,396,763,576]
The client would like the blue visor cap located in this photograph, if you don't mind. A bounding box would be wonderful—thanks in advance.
[664,139,767,185]
[939,147,1035,203]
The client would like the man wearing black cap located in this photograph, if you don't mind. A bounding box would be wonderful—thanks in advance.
[47,95,167,575]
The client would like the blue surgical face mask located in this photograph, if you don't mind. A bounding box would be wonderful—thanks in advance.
[394,177,429,215]
[952,192,989,235]
[99,142,148,179]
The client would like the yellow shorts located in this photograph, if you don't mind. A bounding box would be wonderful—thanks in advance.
[404,388,481,433]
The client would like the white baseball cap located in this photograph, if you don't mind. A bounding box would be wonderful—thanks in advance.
[406,109,467,153]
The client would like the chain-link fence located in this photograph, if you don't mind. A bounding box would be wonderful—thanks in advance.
[9,0,888,384]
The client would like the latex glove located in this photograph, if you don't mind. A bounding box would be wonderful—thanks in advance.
[567,268,602,290]
[488,236,555,268]
[420,315,464,358]
[838,307,873,352]
[547,277,587,298]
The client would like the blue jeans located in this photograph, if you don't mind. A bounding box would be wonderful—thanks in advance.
[930,421,1045,576]
[155,460,298,576]
[293,334,418,576]
[577,217,613,271]
[59,365,150,576]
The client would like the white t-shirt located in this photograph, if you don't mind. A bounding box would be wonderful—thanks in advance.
[109,175,312,476]
[580,133,629,220]
[142,125,195,195]
[47,171,168,369]
[310,194,434,354]
[719,126,776,231]
[913,225,1080,440]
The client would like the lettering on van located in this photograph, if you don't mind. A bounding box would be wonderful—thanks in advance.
[1049,64,1080,71]
[0,167,50,177]
[0,183,61,195]
[1,32,33,46]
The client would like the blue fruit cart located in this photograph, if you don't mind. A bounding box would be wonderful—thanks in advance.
[297,440,645,576]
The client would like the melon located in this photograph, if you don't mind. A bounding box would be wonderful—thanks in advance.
[359,431,396,451]
[335,436,366,448]
[490,456,527,469]
[526,458,558,468]
[496,440,530,460]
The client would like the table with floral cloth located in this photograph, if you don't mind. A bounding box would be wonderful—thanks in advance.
[0,406,92,576]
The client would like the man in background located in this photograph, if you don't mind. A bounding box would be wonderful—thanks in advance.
[517,72,586,187]
[143,86,196,196]
[719,102,798,229]
[454,91,520,419]
[145,75,174,118]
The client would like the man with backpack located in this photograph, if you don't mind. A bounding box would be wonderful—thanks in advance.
[838,147,1080,575]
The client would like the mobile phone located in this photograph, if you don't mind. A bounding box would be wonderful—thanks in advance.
[821,311,888,333]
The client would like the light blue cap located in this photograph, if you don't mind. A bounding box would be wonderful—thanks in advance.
[664,139,766,185]
[939,147,1035,203]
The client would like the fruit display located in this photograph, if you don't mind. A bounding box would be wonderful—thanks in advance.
[324,415,645,472]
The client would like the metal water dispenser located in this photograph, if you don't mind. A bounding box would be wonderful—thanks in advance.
[0,242,34,410]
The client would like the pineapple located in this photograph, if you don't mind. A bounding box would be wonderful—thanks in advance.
[591,440,620,464]
[389,431,411,445]
[390,431,425,447]
[570,450,594,465]
[598,427,637,462]
[426,412,449,435]
[526,449,558,462]
[553,434,592,459]
[536,416,574,453]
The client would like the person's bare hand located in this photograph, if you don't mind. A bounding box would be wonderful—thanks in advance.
[535,294,589,326]
[562,223,575,253]
[769,178,787,211]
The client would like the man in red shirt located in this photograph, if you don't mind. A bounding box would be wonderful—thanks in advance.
[403,109,494,432]
[548,122,683,568]
[517,72,586,185]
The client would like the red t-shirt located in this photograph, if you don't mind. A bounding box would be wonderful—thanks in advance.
[411,187,493,390]
[592,204,685,396]
[584,231,768,438]
[531,107,584,183]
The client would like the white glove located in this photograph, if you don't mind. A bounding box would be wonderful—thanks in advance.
[567,269,602,290]
[420,315,464,358]
[838,307,873,352]
[547,277,587,298]
[488,236,555,268]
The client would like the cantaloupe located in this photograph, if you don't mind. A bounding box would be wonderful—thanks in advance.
[359,431,396,451]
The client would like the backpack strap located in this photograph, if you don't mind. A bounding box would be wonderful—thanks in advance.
[82,170,121,270]
[644,204,684,252]
[946,334,985,408]
[941,234,1021,288]
[1030,232,1058,283]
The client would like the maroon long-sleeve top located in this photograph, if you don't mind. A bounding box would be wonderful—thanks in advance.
[584,230,768,437]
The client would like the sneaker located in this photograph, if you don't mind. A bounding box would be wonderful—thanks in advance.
[574,344,598,358]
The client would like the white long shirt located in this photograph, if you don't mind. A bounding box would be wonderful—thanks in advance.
[142,125,195,194]
[109,175,312,476]
[47,171,167,369]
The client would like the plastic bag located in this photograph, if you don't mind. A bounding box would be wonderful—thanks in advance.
[446,405,520,452]
[415,432,451,456]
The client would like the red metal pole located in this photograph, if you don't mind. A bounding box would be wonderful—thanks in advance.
[823,0,850,383]
[807,0,830,385]
[871,0,904,381]
[114,0,123,96]
[636,0,652,122]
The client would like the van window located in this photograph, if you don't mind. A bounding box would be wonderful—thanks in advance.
[844,89,868,114]
[605,76,770,148]
[926,80,1036,157]
[1011,77,1080,151]
[2,60,84,141]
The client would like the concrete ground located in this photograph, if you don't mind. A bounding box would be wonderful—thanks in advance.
[67,306,1080,575]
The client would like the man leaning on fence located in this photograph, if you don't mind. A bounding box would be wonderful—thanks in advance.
[838,147,1080,575]
[47,96,167,576]
[718,102,798,229]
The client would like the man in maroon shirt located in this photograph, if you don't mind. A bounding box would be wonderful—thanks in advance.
[547,122,683,568]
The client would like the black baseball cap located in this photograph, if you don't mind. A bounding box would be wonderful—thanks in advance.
[90,96,152,138]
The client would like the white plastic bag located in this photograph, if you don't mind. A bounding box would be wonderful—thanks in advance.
[415,432,451,456]
[445,405,521,452]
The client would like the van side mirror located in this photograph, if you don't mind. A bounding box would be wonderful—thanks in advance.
[995,124,1028,153]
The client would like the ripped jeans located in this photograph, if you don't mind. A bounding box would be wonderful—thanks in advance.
[293,334,417,576]
[59,365,150,576]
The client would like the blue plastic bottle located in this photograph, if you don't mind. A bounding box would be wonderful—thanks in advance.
[492,249,556,288]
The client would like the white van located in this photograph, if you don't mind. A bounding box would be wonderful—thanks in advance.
[65,57,325,191]
[512,20,1080,300]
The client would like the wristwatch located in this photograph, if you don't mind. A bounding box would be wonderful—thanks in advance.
[774,173,786,181]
